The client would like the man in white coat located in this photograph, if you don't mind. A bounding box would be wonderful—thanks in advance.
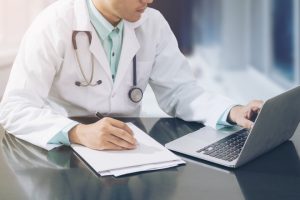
[0,0,262,151]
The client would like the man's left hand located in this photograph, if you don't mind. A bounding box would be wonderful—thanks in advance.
[228,100,264,129]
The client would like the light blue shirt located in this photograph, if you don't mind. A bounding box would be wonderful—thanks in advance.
[87,0,124,81]
[48,0,235,145]
[48,121,79,145]
[216,106,236,129]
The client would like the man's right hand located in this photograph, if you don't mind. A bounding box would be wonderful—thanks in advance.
[68,117,137,150]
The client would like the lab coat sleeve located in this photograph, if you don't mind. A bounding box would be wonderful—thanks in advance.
[149,12,236,128]
[0,12,75,150]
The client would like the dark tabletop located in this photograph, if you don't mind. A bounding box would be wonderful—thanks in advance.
[1,117,300,200]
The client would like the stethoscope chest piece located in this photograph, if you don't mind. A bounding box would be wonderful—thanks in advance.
[128,87,143,103]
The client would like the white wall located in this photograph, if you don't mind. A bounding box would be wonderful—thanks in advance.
[0,0,54,98]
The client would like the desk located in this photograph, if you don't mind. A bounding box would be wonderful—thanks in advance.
[1,117,300,200]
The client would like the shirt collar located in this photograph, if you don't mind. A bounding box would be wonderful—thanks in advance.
[87,0,123,40]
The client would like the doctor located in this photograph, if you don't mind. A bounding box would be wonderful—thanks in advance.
[0,0,262,151]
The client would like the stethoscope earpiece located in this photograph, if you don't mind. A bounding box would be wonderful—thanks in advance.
[96,80,102,85]
[75,80,102,87]
[75,81,81,87]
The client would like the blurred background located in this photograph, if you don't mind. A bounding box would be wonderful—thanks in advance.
[0,0,298,117]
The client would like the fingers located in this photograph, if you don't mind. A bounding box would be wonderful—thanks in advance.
[108,125,137,145]
[246,106,260,120]
[237,118,254,129]
[249,100,264,109]
[234,106,256,129]
[93,117,137,150]
[103,117,136,146]
[106,134,136,149]
[103,117,134,135]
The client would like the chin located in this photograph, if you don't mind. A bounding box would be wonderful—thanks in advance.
[125,14,142,22]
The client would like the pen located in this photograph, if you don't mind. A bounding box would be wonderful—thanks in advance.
[95,112,104,119]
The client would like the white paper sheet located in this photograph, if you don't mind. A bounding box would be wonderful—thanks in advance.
[72,123,184,176]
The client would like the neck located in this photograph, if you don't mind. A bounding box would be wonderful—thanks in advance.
[92,0,121,26]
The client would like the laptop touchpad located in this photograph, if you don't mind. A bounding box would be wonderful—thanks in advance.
[166,127,234,152]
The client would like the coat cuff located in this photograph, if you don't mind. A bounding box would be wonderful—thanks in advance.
[216,105,238,129]
[48,121,79,146]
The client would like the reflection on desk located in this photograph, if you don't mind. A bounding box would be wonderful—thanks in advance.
[1,118,300,200]
[236,141,300,200]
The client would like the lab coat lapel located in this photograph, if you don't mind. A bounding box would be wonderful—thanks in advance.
[113,22,140,91]
[89,28,113,84]
[74,0,112,85]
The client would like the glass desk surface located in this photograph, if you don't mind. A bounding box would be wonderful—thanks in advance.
[1,117,300,200]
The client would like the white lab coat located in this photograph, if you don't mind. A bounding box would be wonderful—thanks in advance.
[0,0,234,150]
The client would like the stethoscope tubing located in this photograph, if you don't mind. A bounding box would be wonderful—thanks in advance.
[133,56,137,86]
[72,30,143,103]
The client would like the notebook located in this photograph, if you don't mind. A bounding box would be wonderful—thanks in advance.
[72,123,185,176]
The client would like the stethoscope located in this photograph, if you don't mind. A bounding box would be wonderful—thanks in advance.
[72,31,143,103]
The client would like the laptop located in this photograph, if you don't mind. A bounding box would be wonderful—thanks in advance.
[165,86,300,168]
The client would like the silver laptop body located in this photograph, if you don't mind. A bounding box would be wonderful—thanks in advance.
[165,86,300,168]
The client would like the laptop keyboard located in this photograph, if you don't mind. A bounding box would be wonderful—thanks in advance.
[197,129,249,162]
